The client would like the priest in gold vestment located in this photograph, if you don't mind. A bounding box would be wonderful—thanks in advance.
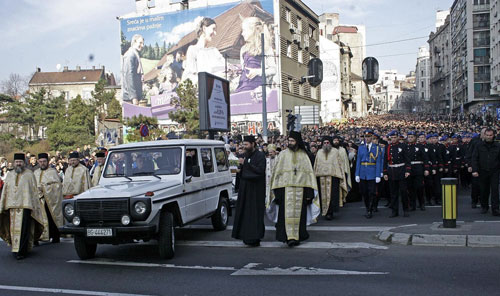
[34,153,63,243]
[91,151,106,187]
[0,153,44,259]
[267,131,320,247]
[62,151,90,199]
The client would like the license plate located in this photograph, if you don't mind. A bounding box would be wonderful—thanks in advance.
[86,228,113,237]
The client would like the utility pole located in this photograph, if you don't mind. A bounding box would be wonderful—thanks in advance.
[261,33,268,142]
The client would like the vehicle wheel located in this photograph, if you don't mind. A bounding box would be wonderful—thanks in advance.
[158,211,175,259]
[211,198,229,231]
[74,236,97,260]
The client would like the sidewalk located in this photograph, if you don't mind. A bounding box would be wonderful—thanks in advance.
[377,221,500,247]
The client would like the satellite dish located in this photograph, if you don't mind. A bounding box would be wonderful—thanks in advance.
[56,64,62,71]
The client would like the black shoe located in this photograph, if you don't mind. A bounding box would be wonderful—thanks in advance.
[287,240,300,247]
[492,210,500,217]
[365,211,373,219]
[471,203,477,209]
[325,214,333,220]
[389,213,398,218]
[51,237,60,244]
[373,208,379,213]
[403,212,410,217]
[33,240,39,247]
[244,240,261,247]
[481,208,488,214]
[420,205,426,211]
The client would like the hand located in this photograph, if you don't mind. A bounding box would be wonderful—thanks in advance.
[238,158,244,164]
[432,170,436,175]
[472,172,479,177]
[439,168,443,172]
[355,176,360,183]
[405,172,410,178]
[445,168,448,173]
[384,175,388,181]
[468,167,472,173]
[424,170,429,176]
[375,177,381,183]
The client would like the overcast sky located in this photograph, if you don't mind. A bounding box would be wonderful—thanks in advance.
[0,0,453,83]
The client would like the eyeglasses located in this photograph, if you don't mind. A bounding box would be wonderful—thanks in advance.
[323,141,330,144]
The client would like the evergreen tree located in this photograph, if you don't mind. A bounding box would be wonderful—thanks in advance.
[169,79,200,137]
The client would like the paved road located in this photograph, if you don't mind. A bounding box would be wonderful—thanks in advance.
[0,189,498,296]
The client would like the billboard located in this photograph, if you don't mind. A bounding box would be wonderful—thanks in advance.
[198,72,230,131]
[120,0,278,121]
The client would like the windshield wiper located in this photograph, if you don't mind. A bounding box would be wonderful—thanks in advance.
[106,174,132,181]
[131,172,162,180]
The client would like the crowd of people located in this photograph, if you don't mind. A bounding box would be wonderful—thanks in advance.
[230,114,500,247]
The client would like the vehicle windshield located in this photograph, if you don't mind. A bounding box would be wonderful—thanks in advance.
[103,147,182,178]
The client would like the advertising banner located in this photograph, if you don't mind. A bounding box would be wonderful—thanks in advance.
[119,0,278,121]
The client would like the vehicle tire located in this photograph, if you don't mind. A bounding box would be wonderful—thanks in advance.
[158,211,175,259]
[211,198,229,231]
[74,236,97,260]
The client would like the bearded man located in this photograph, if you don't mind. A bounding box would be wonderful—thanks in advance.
[231,135,267,246]
[62,151,91,199]
[314,136,348,220]
[267,131,320,247]
[92,151,106,187]
[0,153,44,259]
[34,153,63,243]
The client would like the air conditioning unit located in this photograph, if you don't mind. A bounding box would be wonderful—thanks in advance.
[304,39,310,49]
[289,23,296,33]
[293,33,301,44]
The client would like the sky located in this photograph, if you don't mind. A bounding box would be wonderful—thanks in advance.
[0,0,453,84]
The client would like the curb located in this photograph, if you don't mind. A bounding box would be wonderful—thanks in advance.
[376,231,500,247]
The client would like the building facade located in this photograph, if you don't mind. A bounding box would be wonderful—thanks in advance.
[491,0,500,95]
[428,13,453,113]
[451,0,498,113]
[415,46,431,111]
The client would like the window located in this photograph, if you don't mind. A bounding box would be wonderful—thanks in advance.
[474,48,490,64]
[421,92,424,99]
[297,17,302,32]
[285,7,291,23]
[351,84,356,95]
[298,48,303,63]
[201,148,214,174]
[288,78,293,93]
[327,34,333,40]
[309,25,315,40]
[299,83,304,96]
[421,81,424,88]
[287,41,292,57]
[327,19,332,25]
[186,148,200,177]
[311,86,317,99]
[352,102,357,112]
[214,148,228,171]
[473,31,490,47]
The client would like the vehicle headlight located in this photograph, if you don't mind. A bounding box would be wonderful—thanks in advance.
[64,204,75,217]
[134,201,147,215]
[72,216,81,226]
[121,215,131,226]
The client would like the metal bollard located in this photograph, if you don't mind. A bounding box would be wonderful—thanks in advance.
[441,178,458,228]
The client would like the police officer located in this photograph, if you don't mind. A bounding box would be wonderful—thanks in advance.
[448,134,464,180]
[406,131,430,211]
[465,131,483,208]
[421,133,437,206]
[355,130,384,219]
[383,130,411,218]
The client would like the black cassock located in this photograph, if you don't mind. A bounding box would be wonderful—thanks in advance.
[231,150,267,243]
[274,187,314,242]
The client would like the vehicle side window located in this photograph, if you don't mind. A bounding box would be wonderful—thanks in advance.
[186,148,200,177]
[214,148,228,172]
[201,148,214,174]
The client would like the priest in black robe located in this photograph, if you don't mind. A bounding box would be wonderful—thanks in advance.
[231,135,267,247]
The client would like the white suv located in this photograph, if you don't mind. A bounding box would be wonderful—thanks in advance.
[60,139,232,260]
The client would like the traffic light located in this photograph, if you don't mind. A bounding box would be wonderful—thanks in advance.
[362,57,379,85]
[308,58,323,87]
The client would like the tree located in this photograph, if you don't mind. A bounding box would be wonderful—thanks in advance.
[123,114,163,142]
[169,79,200,137]
[0,73,28,98]
[91,79,116,123]
[107,98,122,119]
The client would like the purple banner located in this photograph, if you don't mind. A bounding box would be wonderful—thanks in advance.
[230,89,278,115]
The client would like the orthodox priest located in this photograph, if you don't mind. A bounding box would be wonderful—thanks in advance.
[34,153,63,243]
[92,151,106,187]
[314,136,347,220]
[0,153,44,259]
[231,135,267,247]
[62,151,91,199]
[268,131,320,247]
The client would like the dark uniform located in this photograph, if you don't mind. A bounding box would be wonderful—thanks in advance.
[384,131,411,217]
[433,137,448,205]
[406,134,430,211]
[423,134,437,206]
[448,135,464,180]
[465,134,481,207]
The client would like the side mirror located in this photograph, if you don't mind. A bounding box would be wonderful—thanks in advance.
[185,175,192,183]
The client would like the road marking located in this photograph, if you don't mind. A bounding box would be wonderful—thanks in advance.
[68,259,236,271]
[184,225,396,232]
[231,263,388,276]
[0,284,153,296]
[176,240,388,249]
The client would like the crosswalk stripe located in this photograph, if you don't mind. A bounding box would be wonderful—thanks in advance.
[183,225,395,232]
[176,240,388,249]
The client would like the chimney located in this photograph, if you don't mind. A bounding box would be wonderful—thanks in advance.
[76,66,81,71]
[63,66,68,71]
[101,65,105,72]
[36,67,41,72]
[92,66,95,70]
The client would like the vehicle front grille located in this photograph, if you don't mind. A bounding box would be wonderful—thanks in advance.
[76,199,129,222]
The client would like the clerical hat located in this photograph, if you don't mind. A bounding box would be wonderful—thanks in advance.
[69,151,80,159]
[38,153,49,160]
[95,152,106,158]
[243,135,256,143]
[14,153,25,161]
